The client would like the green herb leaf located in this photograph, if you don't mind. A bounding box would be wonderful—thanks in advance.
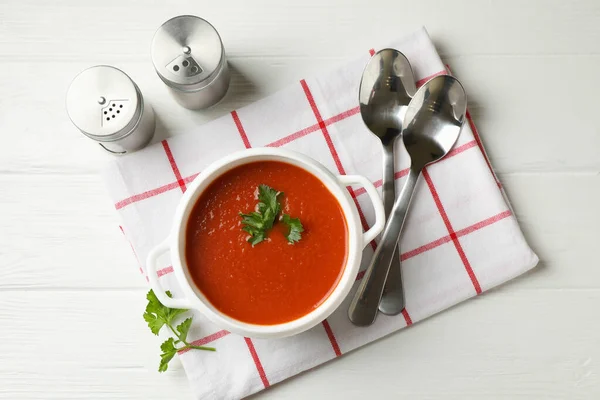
[158,337,178,373]
[143,311,164,336]
[282,214,304,244]
[144,290,215,373]
[162,291,187,323]
[247,231,266,246]
[176,317,193,343]
[143,290,167,335]
[241,212,267,234]
[258,184,281,222]
[240,184,283,246]
[143,290,187,335]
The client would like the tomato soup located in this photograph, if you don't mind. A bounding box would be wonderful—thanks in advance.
[185,161,348,325]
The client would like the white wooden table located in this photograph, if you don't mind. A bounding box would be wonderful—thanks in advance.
[1,0,599,398]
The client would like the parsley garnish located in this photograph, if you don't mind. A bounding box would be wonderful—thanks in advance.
[240,184,282,246]
[240,184,304,245]
[143,289,215,372]
[282,214,304,243]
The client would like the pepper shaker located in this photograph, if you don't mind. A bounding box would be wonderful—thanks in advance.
[66,65,156,154]
[151,15,230,110]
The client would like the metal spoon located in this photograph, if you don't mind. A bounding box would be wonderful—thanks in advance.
[358,49,416,316]
[349,75,467,326]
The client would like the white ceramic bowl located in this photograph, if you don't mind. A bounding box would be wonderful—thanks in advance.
[146,148,385,339]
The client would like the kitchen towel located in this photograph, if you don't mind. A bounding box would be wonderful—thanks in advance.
[102,27,539,399]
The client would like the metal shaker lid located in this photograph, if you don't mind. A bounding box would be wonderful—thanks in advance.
[151,15,225,92]
[66,65,142,140]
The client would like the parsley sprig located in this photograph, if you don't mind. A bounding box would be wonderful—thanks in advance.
[240,185,282,246]
[282,214,304,244]
[240,184,304,246]
[143,290,215,372]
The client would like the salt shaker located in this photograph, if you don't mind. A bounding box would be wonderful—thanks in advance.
[66,65,156,154]
[151,15,230,110]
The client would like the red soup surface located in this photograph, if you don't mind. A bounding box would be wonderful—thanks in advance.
[185,160,348,325]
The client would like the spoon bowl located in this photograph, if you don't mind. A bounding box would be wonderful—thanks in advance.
[359,49,416,144]
[349,74,467,326]
[403,75,468,168]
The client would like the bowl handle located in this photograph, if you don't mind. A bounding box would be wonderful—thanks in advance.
[146,238,193,309]
[337,175,386,248]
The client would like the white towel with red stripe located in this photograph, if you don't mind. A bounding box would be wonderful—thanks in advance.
[102,27,539,399]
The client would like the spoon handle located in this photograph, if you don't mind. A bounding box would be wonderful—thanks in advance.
[378,144,405,315]
[348,167,420,326]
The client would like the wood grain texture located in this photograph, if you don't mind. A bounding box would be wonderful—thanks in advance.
[0,290,598,399]
[0,0,599,398]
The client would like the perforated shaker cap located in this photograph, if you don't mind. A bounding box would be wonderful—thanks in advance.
[151,15,225,92]
[66,65,142,140]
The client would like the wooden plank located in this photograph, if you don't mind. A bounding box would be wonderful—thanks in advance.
[445,55,600,174]
[0,290,598,399]
[257,288,600,399]
[0,291,192,399]
[0,0,599,60]
[0,58,327,174]
[1,173,598,290]
[499,172,600,290]
[2,0,600,398]
[1,55,600,174]
[0,174,145,289]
